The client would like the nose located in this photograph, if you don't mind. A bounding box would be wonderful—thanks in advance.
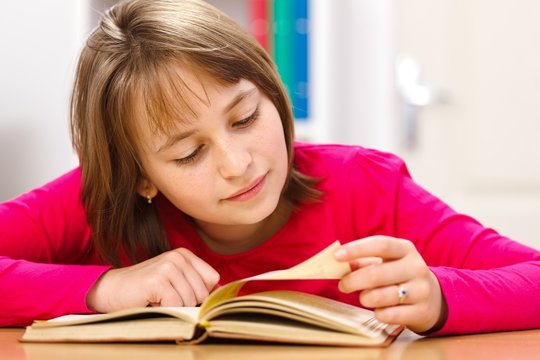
[215,140,251,179]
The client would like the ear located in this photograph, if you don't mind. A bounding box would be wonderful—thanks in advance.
[136,177,159,200]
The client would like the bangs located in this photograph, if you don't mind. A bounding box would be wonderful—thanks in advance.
[136,58,241,139]
[142,61,206,136]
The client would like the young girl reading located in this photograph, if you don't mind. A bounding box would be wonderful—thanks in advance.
[1,0,539,335]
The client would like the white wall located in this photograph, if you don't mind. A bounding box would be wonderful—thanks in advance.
[0,1,93,201]
[308,0,396,150]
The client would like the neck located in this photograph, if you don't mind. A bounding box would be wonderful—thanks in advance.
[194,202,291,255]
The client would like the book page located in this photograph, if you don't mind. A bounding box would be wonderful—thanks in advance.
[31,307,200,328]
[201,290,400,339]
[199,241,350,316]
[207,315,387,347]
[254,241,351,280]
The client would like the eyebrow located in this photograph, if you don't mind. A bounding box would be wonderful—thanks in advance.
[157,86,258,153]
[157,129,197,153]
[224,87,257,114]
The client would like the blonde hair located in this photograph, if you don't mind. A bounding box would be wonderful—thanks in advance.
[70,0,320,266]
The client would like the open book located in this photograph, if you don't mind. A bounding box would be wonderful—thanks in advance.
[21,241,403,347]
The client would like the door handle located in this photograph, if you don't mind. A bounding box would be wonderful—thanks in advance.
[395,54,448,149]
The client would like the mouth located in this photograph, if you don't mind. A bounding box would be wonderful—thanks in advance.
[225,174,267,201]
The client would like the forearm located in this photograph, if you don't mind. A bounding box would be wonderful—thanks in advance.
[429,261,540,335]
[0,257,111,326]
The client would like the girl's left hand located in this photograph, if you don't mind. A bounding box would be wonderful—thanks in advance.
[335,235,447,333]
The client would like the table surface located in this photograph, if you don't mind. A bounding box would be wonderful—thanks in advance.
[2,327,540,360]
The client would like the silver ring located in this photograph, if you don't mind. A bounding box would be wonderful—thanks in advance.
[398,285,408,305]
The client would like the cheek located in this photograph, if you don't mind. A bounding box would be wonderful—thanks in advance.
[258,120,289,188]
[259,107,287,153]
[267,120,288,165]
[153,168,207,208]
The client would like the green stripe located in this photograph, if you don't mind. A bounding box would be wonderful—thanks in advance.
[273,0,295,97]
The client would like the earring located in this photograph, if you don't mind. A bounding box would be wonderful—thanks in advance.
[146,193,153,204]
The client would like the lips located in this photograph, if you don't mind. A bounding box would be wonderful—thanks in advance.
[225,174,266,201]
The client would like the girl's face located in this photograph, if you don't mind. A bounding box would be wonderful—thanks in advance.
[136,69,289,231]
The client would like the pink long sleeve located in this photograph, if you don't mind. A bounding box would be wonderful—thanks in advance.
[431,263,540,334]
[393,163,540,334]
[0,169,111,326]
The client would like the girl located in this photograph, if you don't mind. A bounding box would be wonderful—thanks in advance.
[1,0,539,335]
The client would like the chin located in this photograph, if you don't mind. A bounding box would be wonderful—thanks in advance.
[231,199,280,225]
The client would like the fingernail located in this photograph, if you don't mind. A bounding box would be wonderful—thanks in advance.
[334,248,347,260]
[337,280,349,294]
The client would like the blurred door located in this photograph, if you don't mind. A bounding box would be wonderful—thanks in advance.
[394,0,540,248]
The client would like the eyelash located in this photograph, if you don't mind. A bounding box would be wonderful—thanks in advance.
[174,107,260,166]
[175,145,203,166]
[233,107,260,128]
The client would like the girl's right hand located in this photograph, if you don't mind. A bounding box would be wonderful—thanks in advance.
[86,248,220,313]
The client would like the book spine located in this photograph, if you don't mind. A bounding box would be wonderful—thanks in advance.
[273,0,294,101]
[248,0,270,52]
[292,0,309,120]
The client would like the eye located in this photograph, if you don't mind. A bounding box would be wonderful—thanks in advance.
[233,107,260,128]
[175,145,203,166]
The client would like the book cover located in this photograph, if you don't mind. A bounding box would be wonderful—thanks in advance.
[292,0,309,121]
[273,0,294,99]
[249,0,271,52]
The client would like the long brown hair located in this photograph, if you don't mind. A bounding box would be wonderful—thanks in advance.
[70,0,320,267]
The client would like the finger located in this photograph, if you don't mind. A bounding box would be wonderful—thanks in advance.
[374,302,439,333]
[359,281,425,308]
[179,266,212,304]
[176,248,220,291]
[150,252,198,306]
[339,258,418,293]
[349,257,383,271]
[171,269,198,306]
[335,236,413,262]
[148,277,184,307]
[374,304,419,326]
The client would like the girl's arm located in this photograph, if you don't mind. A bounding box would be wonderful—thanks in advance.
[394,163,540,335]
[0,168,220,326]
[0,258,110,326]
[0,169,111,326]
[337,148,540,335]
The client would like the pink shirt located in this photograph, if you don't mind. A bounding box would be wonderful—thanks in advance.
[1,142,539,334]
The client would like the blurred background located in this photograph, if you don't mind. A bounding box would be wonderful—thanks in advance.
[1,0,539,248]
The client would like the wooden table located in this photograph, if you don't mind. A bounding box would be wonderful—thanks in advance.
[2,327,540,359]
